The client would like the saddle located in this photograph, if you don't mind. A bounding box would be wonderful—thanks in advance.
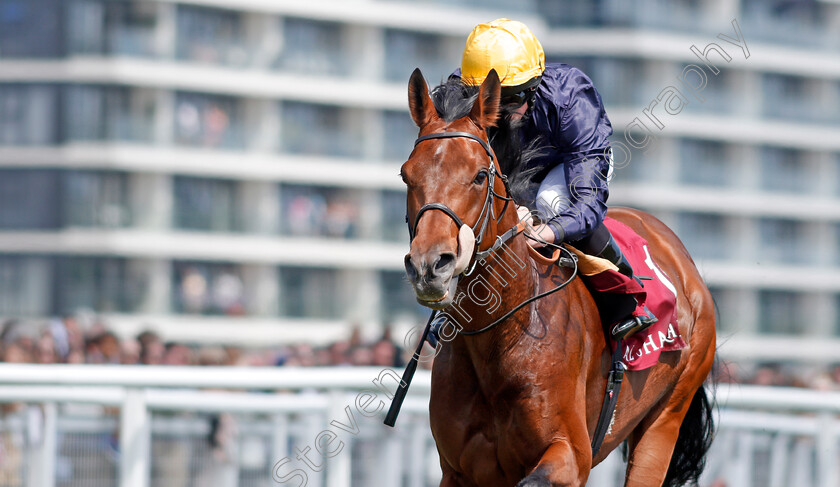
[565,217,686,371]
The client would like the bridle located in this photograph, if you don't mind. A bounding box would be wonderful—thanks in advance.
[385,128,580,427]
[406,130,578,336]
[407,131,519,274]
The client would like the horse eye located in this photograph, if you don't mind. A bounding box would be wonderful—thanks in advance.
[473,171,488,185]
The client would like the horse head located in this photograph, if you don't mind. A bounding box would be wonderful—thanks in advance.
[401,68,512,309]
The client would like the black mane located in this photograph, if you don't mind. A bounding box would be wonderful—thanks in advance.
[429,77,546,205]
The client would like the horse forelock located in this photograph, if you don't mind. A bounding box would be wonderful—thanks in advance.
[428,78,547,206]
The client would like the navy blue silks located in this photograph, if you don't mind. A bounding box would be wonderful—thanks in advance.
[453,63,614,242]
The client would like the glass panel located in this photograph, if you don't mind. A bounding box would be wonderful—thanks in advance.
[0,84,58,145]
[0,0,63,58]
[276,17,346,76]
[172,261,245,315]
[105,0,157,56]
[173,177,237,232]
[380,270,422,321]
[65,85,153,142]
[742,0,836,51]
[56,257,138,314]
[706,286,732,333]
[678,138,728,187]
[279,266,340,319]
[0,255,52,316]
[762,74,807,122]
[758,290,799,335]
[760,147,807,194]
[758,218,806,265]
[176,5,248,66]
[68,0,157,56]
[281,102,361,158]
[384,29,453,84]
[174,92,243,149]
[586,58,645,107]
[280,185,360,239]
[0,169,60,229]
[610,131,651,182]
[381,190,407,242]
[678,212,728,260]
[62,171,131,228]
[681,67,731,114]
[382,110,416,162]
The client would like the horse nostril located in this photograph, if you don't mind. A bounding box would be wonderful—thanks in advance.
[435,253,455,272]
[404,255,419,281]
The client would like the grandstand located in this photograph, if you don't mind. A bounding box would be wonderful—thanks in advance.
[0,0,839,363]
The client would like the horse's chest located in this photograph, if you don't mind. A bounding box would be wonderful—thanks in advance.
[430,370,544,483]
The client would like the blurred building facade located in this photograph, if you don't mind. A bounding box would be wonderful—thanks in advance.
[0,0,838,357]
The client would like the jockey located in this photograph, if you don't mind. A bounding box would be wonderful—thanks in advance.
[456,18,656,341]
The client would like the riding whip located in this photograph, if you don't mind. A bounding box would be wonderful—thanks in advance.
[384,310,437,427]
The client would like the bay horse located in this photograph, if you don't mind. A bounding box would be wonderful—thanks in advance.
[400,68,716,487]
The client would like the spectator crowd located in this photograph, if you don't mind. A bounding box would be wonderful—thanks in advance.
[7,316,840,390]
[0,317,407,370]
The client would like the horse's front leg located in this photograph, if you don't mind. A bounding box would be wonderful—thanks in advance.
[516,439,591,487]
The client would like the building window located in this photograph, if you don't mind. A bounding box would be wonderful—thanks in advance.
[0,255,52,316]
[586,58,644,107]
[279,184,359,239]
[384,29,452,83]
[762,73,807,122]
[173,177,238,232]
[56,257,139,314]
[279,266,340,319]
[0,0,63,58]
[65,85,153,142]
[678,138,728,187]
[62,171,131,228]
[281,102,362,158]
[383,110,416,162]
[174,92,242,149]
[758,290,799,335]
[67,0,157,56]
[678,212,728,260]
[0,84,57,145]
[276,17,346,76]
[0,170,60,230]
[836,294,840,337]
[760,147,807,194]
[381,190,407,242]
[610,131,652,182]
[176,5,248,66]
[758,218,806,265]
[706,286,735,333]
[380,271,421,321]
[172,261,244,315]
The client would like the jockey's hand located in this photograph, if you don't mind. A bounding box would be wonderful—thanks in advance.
[526,224,557,248]
[516,205,534,227]
[516,206,556,248]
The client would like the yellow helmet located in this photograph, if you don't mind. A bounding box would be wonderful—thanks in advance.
[461,18,545,94]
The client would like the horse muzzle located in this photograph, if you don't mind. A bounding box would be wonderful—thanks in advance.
[404,225,475,309]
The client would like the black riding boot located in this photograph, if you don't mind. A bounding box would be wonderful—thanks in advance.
[594,232,658,341]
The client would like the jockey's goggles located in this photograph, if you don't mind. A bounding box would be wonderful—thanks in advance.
[501,85,537,106]
[500,76,541,107]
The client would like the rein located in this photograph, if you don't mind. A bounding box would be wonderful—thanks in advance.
[409,131,513,270]
[391,130,625,448]
[408,130,579,336]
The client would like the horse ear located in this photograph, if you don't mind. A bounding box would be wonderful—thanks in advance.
[408,68,437,128]
[470,69,501,128]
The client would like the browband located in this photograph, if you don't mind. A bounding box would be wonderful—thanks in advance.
[415,131,494,162]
